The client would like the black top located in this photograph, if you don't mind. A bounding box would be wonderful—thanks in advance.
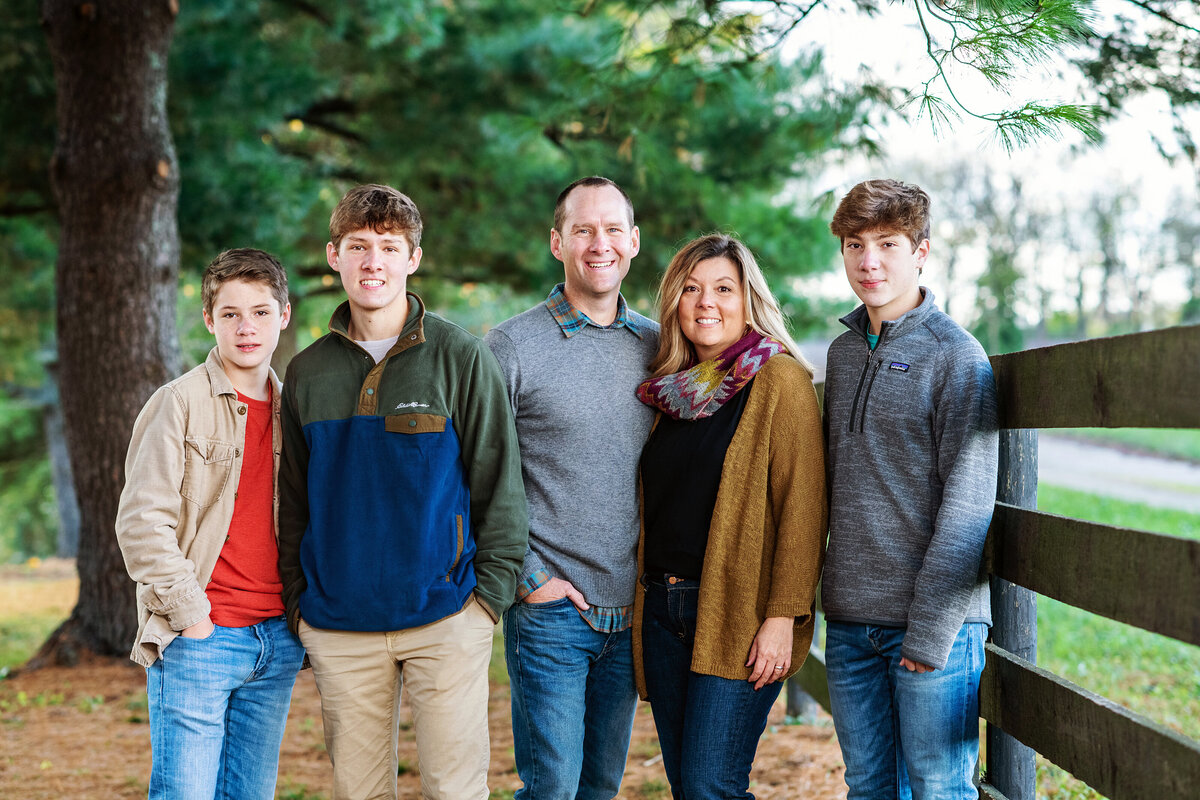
[640,377,755,579]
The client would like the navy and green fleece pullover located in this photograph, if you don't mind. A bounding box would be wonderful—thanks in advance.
[278,293,528,633]
[822,288,999,670]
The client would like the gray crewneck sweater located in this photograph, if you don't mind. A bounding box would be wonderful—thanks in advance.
[822,289,999,670]
[485,300,659,607]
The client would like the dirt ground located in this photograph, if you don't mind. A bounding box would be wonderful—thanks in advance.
[0,562,849,799]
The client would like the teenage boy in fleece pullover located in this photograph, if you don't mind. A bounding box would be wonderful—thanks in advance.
[277,184,527,800]
[822,178,999,800]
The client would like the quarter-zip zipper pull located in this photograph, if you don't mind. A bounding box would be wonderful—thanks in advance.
[859,359,883,433]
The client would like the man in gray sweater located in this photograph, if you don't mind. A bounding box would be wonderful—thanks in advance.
[485,176,659,800]
[822,179,999,800]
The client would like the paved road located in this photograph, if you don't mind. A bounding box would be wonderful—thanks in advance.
[1037,434,1200,515]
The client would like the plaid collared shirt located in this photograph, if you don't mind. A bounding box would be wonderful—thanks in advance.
[545,283,646,340]
[516,283,641,633]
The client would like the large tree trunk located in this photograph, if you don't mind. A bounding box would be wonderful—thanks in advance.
[32,0,181,667]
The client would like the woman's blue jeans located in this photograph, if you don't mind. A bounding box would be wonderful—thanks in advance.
[146,616,305,800]
[640,576,782,800]
[824,620,986,800]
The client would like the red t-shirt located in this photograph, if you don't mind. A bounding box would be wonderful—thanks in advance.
[207,390,285,627]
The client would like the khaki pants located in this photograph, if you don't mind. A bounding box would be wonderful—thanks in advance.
[298,596,495,800]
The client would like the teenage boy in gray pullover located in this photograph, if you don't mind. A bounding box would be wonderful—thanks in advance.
[822,179,999,800]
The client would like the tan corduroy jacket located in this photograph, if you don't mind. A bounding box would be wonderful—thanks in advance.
[633,353,827,698]
[114,347,282,667]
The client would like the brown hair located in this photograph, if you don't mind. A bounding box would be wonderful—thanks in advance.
[329,184,423,252]
[553,176,635,232]
[201,248,289,317]
[649,233,810,377]
[830,179,931,251]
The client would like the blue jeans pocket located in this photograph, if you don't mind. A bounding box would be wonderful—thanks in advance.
[165,626,221,656]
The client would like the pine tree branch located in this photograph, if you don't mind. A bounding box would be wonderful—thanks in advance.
[903,0,1100,148]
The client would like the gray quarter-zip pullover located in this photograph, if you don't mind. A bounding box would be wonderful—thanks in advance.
[822,288,999,669]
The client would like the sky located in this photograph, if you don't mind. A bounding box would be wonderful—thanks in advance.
[775,0,1199,338]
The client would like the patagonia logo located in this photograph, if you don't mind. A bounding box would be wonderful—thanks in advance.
[888,362,910,372]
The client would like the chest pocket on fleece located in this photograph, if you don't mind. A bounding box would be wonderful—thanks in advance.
[385,413,447,434]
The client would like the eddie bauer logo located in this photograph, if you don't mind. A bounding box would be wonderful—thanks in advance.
[395,401,431,410]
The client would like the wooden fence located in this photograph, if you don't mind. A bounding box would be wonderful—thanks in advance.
[793,324,1200,800]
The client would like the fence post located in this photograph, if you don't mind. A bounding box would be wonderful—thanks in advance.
[786,677,819,721]
[987,428,1038,800]
[785,611,823,722]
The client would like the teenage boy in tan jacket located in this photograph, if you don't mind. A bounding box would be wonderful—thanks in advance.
[115,248,304,800]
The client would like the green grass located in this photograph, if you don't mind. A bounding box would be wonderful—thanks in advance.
[276,784,327,800]
[1060,427,1200,463]
[1037,484,1200,540]
[1032,484,1200,798]
[634,778,671,799]
[1035,597,1199,737]
[0,611,63,675]
[489,627,508,686]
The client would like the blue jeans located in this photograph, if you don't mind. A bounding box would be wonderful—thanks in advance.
[824,620,986,800]
[146,616,305,800]
[640,577,781,800]
[504,596,638,800]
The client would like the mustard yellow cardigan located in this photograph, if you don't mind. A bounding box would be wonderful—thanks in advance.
[633,353,827,698]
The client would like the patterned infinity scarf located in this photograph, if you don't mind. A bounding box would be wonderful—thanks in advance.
[636,329,786,420]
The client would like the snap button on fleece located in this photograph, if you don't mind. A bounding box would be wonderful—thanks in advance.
[237,405,247,415]
[409,419,417,427]
[366,388,374,395]
[410,334,417,340]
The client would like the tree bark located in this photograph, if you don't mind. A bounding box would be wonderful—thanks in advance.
[32,0,181,666]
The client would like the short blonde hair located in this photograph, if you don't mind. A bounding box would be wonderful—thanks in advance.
[649,234,810,377]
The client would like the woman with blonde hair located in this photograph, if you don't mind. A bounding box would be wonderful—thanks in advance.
[633,233,827,798]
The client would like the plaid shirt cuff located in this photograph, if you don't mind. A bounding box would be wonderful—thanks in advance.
[515,569,551,600]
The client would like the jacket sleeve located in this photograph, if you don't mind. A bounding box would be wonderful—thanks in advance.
[482,327,548,594]
[277,367,310,632]
[902,344,999,669]
[455,338,530,621]
[114,386,211,632]
[764,361,828,621]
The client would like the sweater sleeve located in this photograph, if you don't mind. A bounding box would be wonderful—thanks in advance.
[114,386,212,632]
[902,343,999,669]
[483,326,550,591]
[454,339,530,621]
[764,361,828,621]
[277,366,310,632]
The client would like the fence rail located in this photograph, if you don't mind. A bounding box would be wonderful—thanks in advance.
[990,325,1200,429]
[794,323,1200,800]
[986,503,1200,646]
[979,645,1200,799]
